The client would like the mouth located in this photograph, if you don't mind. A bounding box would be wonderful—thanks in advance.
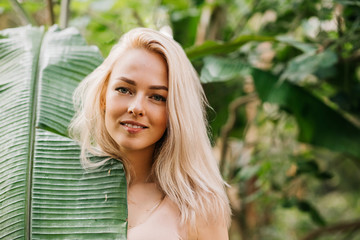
[120,121,148,129]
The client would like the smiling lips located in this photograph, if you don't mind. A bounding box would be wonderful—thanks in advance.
[120,121,148,133]
[123,123,146,129]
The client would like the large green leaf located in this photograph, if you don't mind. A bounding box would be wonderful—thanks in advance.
[185,35,275,60]
[200,56,250,83]
[200,56,250,137]
[0,25,127,239]
[280,49,338,83]
[252,69,360,158]
[199,54,360,158]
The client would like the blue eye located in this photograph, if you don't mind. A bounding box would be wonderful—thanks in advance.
[116,87,130,94]
[151,95,166,102]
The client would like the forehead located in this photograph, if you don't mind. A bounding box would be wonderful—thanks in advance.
[109,48,168,86]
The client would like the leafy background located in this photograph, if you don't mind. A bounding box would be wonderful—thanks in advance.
[1,0,360,239]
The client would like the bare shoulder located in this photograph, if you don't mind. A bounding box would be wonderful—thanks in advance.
[188,215,229,240]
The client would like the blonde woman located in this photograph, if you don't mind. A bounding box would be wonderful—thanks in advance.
[70,28,231,240]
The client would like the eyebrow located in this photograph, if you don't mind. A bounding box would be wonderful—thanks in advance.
[117,77,168,91]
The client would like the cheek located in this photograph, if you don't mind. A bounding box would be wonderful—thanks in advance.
[104,94,122,126]
[157,108,168,131]
[105,92,124,113]
[149,105,167,130]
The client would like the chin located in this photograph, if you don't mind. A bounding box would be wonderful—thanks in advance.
[118,141,155,152]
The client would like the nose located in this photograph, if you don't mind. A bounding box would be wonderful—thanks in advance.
[128,94,145,117]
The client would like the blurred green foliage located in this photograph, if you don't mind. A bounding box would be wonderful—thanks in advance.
[1,0,360,239]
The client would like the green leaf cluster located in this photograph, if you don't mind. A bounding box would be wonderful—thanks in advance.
[0,25,127,239]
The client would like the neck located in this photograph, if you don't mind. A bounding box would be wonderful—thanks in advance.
[122,146,155,184]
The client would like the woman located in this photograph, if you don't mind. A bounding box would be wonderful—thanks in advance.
[70,28,231,240]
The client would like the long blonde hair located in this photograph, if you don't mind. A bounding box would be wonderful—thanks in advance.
[69,28,231,227]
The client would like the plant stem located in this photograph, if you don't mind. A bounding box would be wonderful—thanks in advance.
[219,93,258,175]
[301,219,360,240]
[60,0,70,29]
[8,0,36,25]
[46,0,55,25]
[195,0,215,45]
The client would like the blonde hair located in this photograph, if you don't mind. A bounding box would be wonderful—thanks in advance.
[69,28,231,227]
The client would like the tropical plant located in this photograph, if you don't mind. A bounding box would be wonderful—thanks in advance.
[1,0,360,239]
[0,25,127,240]
[189,0,360,239]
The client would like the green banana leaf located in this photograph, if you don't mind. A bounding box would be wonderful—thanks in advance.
[0,25,127,239]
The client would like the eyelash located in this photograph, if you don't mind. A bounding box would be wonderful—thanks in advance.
[115,87,166,102]
[116,87,131,95]
[151,94,166,102]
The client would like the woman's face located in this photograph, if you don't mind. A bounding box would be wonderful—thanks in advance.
[104,48,168,154]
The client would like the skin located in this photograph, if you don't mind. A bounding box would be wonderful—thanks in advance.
[105,48,168,165]
[196,217,229,240]
[105,48,168,231]
[104,47,228,240]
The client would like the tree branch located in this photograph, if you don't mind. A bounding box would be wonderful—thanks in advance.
[195,0,215,45]
[46,0,55,25]
[219,93,258,175]
[59,0,70,29]
[8,0,36,25]
[301,219,360,240]
[132,9,145,27]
